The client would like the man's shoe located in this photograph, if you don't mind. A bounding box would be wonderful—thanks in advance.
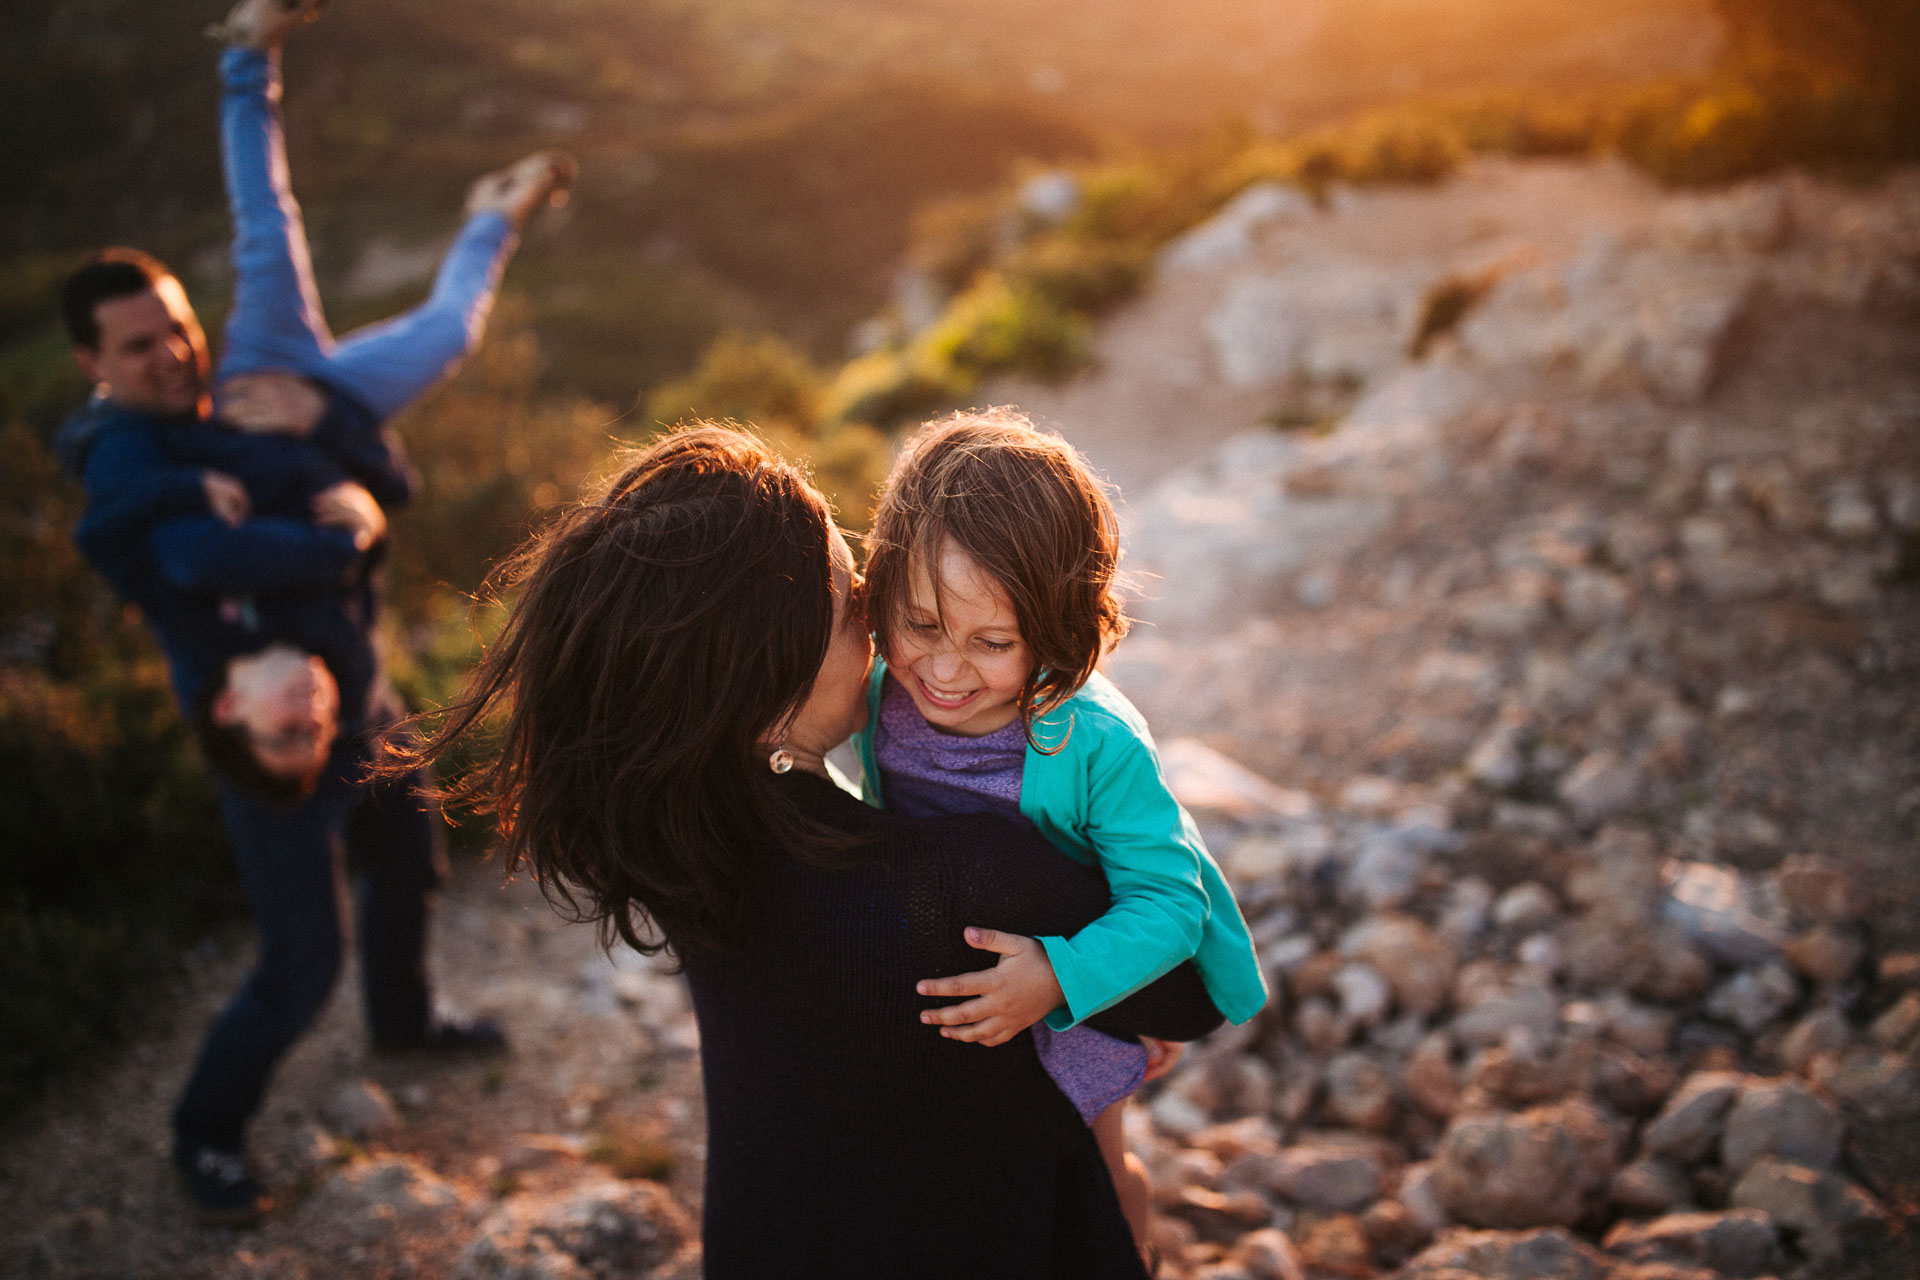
[206,0,327,50]
[465,152,578,230]
[174,1143,271,1226]
[373,1015,508,1057]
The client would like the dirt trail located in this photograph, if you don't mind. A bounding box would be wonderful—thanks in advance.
[2,865,709,1279]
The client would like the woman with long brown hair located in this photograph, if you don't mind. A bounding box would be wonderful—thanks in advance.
[396,425,1218,1278]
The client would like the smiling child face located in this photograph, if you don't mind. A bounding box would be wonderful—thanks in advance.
[884,541,1032,738]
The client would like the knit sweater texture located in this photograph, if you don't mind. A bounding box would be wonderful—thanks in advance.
[682,769,1221,1279]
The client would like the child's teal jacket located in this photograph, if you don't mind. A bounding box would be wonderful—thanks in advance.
[856,661,1269,1031]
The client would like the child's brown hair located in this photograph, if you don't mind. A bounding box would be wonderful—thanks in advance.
[865,408,1129,739]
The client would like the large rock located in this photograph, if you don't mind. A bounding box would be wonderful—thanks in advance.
[1772,855,1864,926]
[1729,1158,1886,1262]
[1432,1100,1622,1228]
[1204,256,1429,388]
[1332,962,1393,1026]
[1872,990,1920,1049]
[1342,832,1431,912]
[1403,1032,1461,1119]
[1812,1047,1920,1122]
[1783,926,1865,985]
[1640,1071,1745,1164]
[1779,1007,1853,1072]
[1256,1140,1388,1212]
[1602,1209,1783,1277]
[1557,752,1643,826]
[1160,737,1316,832]
[1340,913,1457,1017]
[1660,862,1789,966]
[1325,1051,1398,1132]
[1453,980,1561,1050]
[1459,241,1759,403]
[1720,1078,1845,1177]
[303,1156,464,1237]
[1703,962,1800,1035]
[456,1178,698,1280]
[1396,1227,1613,1280]
[1609,1157,1692,1215]
[323,1078,403,1140]
[1225,1225,1308,1280]
[1160,181,1316,272]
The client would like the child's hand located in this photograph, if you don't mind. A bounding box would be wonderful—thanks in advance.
[1140,1036,1184,1082]
[201,470,250,526]
[916,928,1063,1047]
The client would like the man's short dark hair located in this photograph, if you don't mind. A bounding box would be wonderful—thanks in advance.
[62,247,173,350]
[193,671,319,805]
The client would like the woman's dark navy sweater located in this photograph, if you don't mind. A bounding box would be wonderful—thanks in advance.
[683,769,1224,1279]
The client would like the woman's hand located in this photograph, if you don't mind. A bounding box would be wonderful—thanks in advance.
[916,928,1064,1047]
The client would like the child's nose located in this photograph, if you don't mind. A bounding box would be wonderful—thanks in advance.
[926,649,968,681]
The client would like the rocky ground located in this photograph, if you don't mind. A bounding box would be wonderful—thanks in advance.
[1019,157,1920,1278]
[5,156,1918,1278]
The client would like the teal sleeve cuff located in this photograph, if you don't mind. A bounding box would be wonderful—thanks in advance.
[1037,934,1080,1030]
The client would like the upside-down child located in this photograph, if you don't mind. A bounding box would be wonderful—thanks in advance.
[853,409,1269,1254]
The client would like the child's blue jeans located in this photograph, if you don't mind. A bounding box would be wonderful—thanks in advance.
[216,46,515,421]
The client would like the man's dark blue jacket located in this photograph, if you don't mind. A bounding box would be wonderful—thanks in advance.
[56,391,414,730]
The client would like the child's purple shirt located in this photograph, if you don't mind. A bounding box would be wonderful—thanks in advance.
[874,674,1148,1124]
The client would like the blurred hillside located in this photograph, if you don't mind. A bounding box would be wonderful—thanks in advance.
[1,0,1722,418]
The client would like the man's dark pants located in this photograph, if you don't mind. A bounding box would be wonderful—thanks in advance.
[172,737,444,1152]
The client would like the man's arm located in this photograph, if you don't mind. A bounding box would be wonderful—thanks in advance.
[73,422,228,592]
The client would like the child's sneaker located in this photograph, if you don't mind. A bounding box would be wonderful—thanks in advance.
[173,1143,271,1225]
[465,152,578,230]
[206,0,327,50]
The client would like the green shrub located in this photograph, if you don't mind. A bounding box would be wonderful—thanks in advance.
[820,347,967,432]
[1626,83,1777,185]
[0,655,237,1118]
[921,274,1090,385]
[645,331,822,435]
[1343,114,1469,185]
[1003,235,1151,315]
[1444,93,1605,159]
[0,906,168,1117]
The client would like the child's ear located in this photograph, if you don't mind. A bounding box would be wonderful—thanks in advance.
[72,345,101,385]
[210,687,241,727]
